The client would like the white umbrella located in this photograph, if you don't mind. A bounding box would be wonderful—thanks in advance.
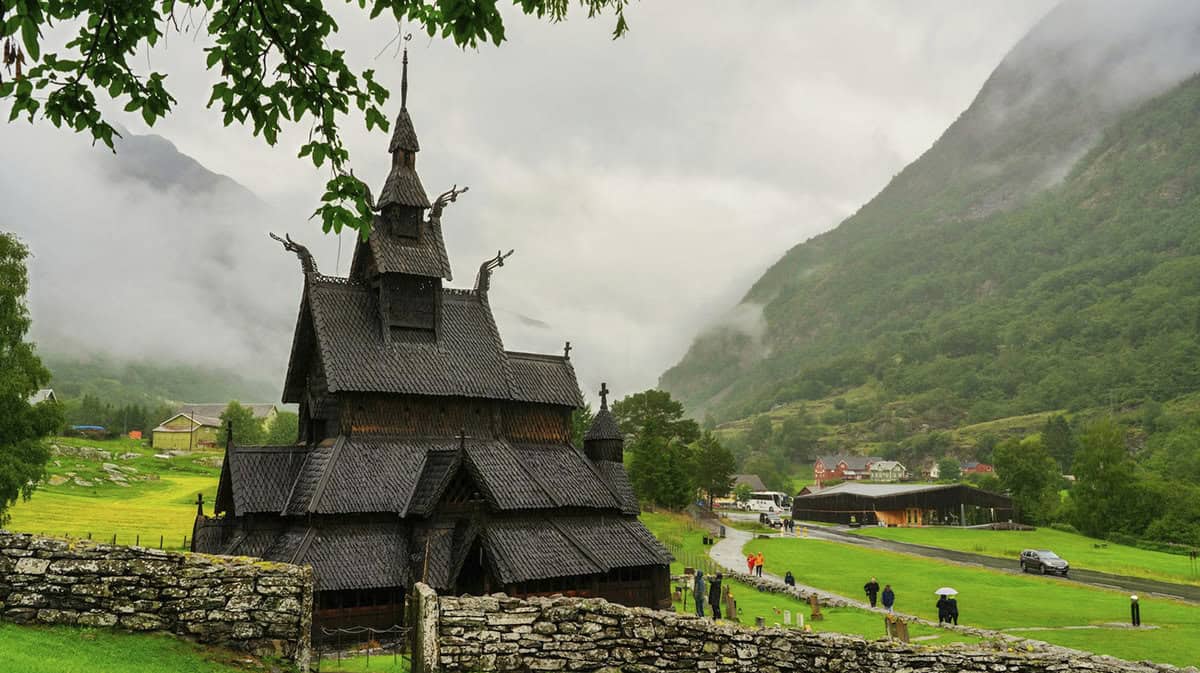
[935,587,958,596]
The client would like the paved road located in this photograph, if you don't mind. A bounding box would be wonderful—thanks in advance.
[798,525,1200,604]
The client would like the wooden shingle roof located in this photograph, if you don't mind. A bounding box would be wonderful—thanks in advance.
[584,407,622,442]
[218,446,310,515]
[463,440,628,512]
[355,215,452,280]
[285,278,581,407]
[482,516,672,585]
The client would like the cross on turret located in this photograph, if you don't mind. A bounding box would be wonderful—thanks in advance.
[563,341,572,359]
[599,382,609,410]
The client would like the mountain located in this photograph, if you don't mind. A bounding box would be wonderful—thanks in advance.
[43,352,280,408]
[661,0,1200,433]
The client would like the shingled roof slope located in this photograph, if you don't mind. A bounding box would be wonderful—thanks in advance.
[222,446,309,515]
[283,440,339,516]
[377,164,430,209]
[302,279,513,399]
[360,215,452,279]
[482,515,673,584]
[507,352,584,407]
[584,408,622,442]
[463,439,625,512]
[595,461,639,515]
[389,108,420,153]
[306,438,433,515]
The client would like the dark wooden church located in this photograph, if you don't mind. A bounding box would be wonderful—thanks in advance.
[192,53,672,632]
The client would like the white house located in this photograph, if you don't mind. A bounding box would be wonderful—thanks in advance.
[869,460,908,483]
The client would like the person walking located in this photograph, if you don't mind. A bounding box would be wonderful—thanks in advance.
[746,553,755,575]
[693,570,706,618]
[946,596,959,625]
[936,595,949,623]
[784,570,796,587]
[755,551,765,577]
[881,584,895,614]
[863,577,880,608]
[709,573,723,619]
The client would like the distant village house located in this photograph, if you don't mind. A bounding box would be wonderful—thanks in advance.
[151,403,277,451]
[814,454,882,485]
[961,461,994,475]
[869,460,907,483]
[28,388,57,404]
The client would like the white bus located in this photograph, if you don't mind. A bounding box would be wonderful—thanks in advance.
[746,491,790,513]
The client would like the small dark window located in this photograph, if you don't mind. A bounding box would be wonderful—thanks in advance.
[384,205,420,241]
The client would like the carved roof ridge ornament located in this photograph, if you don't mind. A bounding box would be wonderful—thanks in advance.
[474,249,514,295]
[269,232,318,275]
[429,185,469,225]
[599,382,609,411]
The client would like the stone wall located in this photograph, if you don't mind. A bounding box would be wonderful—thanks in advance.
[0,531,312,669]
[428,586,1191,673]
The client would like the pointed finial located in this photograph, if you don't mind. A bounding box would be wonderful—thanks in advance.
[599,382,610,411]
[401,33,412,109]
[563,341,572,360]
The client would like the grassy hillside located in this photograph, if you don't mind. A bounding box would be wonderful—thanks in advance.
[666,70,1200,437]
[44,352,279,408]
[662,7,1200,438]
[4,436,221,545]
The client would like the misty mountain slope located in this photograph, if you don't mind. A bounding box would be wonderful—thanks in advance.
[45,353,280,407]
[661,5,1200,426]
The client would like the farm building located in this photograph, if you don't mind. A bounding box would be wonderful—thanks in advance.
[868,460,907,482]
[152,412,220,450]
[192,52,671,636]
[731,474,767,491]
[792,482,1014,527]
[177,403,278,425]
[28,388,57,404]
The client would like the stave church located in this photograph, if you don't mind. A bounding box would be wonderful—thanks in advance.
[192,51,672,634]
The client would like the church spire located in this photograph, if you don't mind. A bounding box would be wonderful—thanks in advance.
[401,42,409,110]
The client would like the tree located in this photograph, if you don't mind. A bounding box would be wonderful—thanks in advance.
[570,403,594,448]
[744,415,773,451]
[0,233,62,525]
[628,434,693,510]
[936,457,961,482]
[216,401,265,446]
[264,410,299,445]
[993,436,1060,525]
[1,1,631,238]
[691,432,735,510]
[734,483,752,504]
[1041,414,1077,473]
[1071,419,1137,537]
[611,389,699,447]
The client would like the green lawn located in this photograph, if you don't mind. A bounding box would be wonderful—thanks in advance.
[641,511,978,647]
[316,652,410,672]
[0,623,250,673]
[745,536,1200,667]
[5,436,221,548]
[854,526,1200,587]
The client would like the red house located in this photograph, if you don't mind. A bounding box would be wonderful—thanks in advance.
[814,454,882,485]
[961,461,994,475]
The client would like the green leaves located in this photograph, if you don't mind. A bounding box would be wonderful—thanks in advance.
[1,0,632,236]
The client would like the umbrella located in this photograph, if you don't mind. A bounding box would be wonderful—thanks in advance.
[935,587,958,596]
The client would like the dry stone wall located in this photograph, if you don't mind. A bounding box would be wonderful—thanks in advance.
[428,586,1192,673]
[0,531,312,669]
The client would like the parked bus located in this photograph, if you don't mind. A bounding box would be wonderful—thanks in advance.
[745,491,790,513]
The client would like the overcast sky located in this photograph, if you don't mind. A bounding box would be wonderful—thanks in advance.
[1,1,1057,403]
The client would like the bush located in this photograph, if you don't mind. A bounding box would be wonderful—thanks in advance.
[1049,522,1080,535]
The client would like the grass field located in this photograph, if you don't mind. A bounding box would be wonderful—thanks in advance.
[0,623,410,673]
[4,436,221,547]
[744,536,1200,667]
[640,512,979,647]
[0,623,249,673]
[854,526,1200,587]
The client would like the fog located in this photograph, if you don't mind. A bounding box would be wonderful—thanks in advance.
[1,1,1105,403]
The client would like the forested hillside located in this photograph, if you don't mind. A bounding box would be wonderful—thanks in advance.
[661,2,1200,436]
[44,353,279,408]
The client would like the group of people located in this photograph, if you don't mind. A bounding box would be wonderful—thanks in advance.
[863,576,961,623]
[691,570,729,619]
[936,594,960,624]
[782,518,797,534]
[745,552,765,576]
[862,577,896,613]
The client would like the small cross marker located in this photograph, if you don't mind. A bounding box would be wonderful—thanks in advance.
[599,382,610,410]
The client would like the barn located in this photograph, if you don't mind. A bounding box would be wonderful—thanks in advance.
[792,482,1014,527]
